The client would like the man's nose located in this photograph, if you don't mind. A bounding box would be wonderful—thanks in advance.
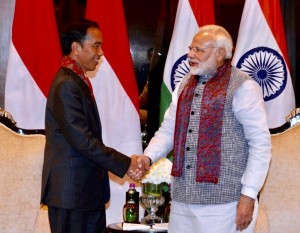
[98,47,104,56]
[188,50,195,59]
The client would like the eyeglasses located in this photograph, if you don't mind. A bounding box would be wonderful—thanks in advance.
[188,45,218,54]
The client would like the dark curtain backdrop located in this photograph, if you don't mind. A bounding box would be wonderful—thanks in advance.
[54,0,86,34]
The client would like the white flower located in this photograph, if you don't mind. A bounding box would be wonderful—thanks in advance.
[141,158,173,184]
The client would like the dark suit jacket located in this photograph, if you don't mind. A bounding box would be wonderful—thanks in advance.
[41,67,131,211]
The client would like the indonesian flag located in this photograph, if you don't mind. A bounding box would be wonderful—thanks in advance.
[85,0,143,224]
[5,0,61,129]
[160,0,215,121]
[232,0,295,129]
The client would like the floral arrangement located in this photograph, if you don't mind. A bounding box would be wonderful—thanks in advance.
[141,158,173,185]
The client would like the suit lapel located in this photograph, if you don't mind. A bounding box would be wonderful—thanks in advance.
[64,68,102,137]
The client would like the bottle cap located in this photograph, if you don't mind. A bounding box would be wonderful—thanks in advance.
[128,189,135,194]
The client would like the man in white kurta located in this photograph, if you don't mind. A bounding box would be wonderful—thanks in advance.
[142,25,271,233]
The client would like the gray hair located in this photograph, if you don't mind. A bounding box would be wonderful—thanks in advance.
[198,25,233,59]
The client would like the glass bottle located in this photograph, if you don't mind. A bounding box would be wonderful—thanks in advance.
[126,183,139,208]
[123,183,139,223]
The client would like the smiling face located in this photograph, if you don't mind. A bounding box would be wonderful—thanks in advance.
[188,32,225,76]
[72,27,103,73]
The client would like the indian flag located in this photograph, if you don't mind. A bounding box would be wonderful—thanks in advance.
[85,0,143,224]
[160,0,215,121]
[232,0,295,128]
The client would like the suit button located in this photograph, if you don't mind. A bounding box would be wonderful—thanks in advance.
[191,111,195,115]
[188,129,192,133]
[186,147,190,151]
[186,164,191,169]
[202,81,206,85]
[195,93,199,97]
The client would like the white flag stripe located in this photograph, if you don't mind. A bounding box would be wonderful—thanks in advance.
[233,1,282,61]
[5,42,46,129]
[5,0,61,130]
[163,0,198,93]
[85,0,143,224]
[232,0,295,128]
[88,57,142,154]
[87,56,143,224]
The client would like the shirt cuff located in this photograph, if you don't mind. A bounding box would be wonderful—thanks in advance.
[241,186,259,200]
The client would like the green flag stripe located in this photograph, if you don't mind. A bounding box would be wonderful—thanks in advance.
[159,82,172,124]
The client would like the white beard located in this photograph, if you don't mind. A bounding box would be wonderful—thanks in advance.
[189,57,218,76]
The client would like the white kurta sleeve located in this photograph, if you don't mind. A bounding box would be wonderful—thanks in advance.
[233,80,272,199]
[143,83,181,162]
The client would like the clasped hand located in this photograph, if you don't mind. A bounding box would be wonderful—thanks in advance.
[127,155,150,180]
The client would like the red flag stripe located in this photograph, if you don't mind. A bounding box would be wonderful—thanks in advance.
[189,0,215,26]
[258,0,290,68]
[85,0,139,111]
[12,0,61,97]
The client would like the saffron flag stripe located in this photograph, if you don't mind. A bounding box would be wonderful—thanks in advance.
[85,0,143,225]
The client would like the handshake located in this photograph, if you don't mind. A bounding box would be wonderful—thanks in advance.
[127,155,151,180]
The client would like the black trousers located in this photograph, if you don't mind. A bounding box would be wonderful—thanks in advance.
[48,206,106,233]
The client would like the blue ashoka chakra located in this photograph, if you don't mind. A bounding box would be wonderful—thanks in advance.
[236,46,287,101]
[170,54,189,91]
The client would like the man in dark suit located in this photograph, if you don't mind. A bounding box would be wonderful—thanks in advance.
[41,19,146,233]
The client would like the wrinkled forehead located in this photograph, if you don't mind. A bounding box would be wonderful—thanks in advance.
[192,32,216,47]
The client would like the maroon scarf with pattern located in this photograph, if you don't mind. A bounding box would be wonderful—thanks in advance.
[171,60,231,184]
[61,56,94,99]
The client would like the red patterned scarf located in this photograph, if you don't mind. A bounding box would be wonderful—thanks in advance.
[171,60,231,184]
[61,56,94,99]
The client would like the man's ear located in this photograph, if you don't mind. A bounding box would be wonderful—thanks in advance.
[71,42,80,55]
[217,47,226,61]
